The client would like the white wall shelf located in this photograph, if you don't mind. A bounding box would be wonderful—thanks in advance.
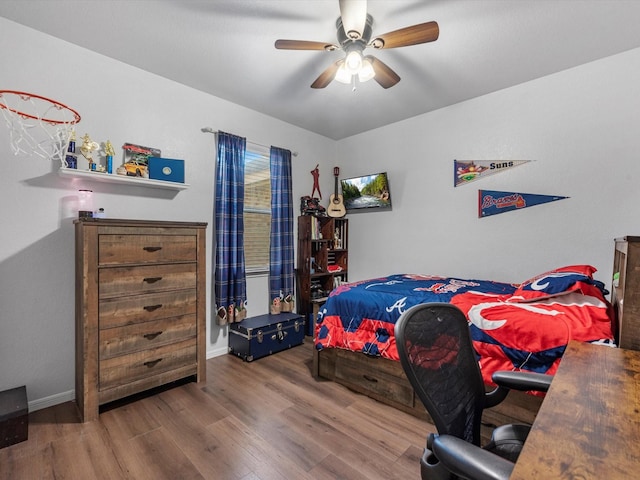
[58,168,189,191]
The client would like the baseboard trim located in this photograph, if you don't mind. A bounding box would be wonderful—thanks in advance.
[207,345,229,359]
[28,389,75,412]
[27,349,228,412]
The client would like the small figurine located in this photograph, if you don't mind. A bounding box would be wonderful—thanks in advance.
[104,140,115,157]
[80,133,100,170]
[311,164,322,199]
[104,140,115,174]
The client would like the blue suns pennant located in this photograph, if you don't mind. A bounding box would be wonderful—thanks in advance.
[479,190,568,217]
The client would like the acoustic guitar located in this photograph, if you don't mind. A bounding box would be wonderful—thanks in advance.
[328,166,346,218]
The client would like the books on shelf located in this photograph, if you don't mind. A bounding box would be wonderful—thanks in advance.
[310,217,346,246]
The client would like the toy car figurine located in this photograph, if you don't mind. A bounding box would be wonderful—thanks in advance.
[123,159,148,177]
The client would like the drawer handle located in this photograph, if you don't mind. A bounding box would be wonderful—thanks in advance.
[143,304,163,312]
[143,331,163,340]
[143,358,163,368]
[143,276,163,284]
[143,246,163,252]
[363,374,378,383]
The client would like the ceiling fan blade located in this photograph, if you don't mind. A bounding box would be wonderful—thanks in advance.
[311,60,342,89]
[275,39,338,51]
[371,21,439,49]
[339,0,367,39]
[368,56,400,89]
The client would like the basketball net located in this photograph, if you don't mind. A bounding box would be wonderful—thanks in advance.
[0,90,81,161]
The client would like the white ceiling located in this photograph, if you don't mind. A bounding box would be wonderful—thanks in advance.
[2,0,640,140]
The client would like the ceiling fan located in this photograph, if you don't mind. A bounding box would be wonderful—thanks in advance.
[274,0,439,89]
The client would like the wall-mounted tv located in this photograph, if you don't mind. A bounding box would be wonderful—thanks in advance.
[340,172,392,212]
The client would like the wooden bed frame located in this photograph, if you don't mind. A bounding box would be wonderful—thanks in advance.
[309,240,640,428]
[312,346,544,427]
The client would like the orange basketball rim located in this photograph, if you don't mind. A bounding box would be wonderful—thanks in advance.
[0,90,81,125]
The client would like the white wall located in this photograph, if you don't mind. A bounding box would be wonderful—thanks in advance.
[3,15,639,411]
[337,47,640,287]
[0,18,335,410]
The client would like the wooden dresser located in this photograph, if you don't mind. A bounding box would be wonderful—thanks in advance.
[612,236,640,350]
[74,218,207,422]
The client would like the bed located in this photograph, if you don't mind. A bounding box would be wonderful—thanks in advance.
[312,265,615,423]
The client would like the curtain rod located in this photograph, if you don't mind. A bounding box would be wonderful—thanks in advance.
[201,127,298,157]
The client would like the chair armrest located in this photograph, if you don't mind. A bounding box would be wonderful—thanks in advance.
[483,384,510,409]
[431,434,514,480]
[492,371,553,392]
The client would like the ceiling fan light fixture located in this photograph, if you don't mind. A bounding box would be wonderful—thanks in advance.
[277,6,437,90]
[358,58,375,82]
[344,50,363,74]
[334,64,352,84]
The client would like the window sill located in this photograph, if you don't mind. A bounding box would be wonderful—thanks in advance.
[246,269,269,277]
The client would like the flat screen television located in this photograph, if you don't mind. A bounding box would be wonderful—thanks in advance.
[340,172,392,212]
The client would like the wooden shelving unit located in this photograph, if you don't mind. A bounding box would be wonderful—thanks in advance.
[296,215,348,334]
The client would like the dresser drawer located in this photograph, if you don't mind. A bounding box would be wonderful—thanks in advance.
[330,348,415,408]
[98,234,197,265]
[99,263,197,298]
[99,290,197,329]
[98,364,198,406]
[99,338,197,390]
[99,315,197,359]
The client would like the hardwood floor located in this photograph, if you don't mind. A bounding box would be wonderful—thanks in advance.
[0,341,435,479]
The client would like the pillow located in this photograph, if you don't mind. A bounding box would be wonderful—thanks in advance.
[512,265,597,300]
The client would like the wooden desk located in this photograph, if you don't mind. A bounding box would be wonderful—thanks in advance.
[510,340,640,479]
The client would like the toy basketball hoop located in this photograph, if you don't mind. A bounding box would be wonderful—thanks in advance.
[0,90,81,161]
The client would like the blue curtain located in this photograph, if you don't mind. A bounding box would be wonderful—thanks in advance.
[269,146,295,307]
[215,131,247,324]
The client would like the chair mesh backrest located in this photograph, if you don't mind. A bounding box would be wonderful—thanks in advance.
[395,303,486,445]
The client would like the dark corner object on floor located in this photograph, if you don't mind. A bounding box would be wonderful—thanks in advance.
[228,313,305,362]
[0,385,28,449]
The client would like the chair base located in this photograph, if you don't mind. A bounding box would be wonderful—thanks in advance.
[485,423,530,463]
[421,447,455,480]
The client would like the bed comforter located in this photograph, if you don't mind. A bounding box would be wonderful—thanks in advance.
[315,265,615,387]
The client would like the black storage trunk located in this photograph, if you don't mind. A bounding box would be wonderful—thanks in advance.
[229,313,305,361]
[0,386,28,449]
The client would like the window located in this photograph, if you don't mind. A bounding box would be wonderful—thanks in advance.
[244,145,271,273]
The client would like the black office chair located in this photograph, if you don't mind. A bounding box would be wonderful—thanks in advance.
[395,303,552,480]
